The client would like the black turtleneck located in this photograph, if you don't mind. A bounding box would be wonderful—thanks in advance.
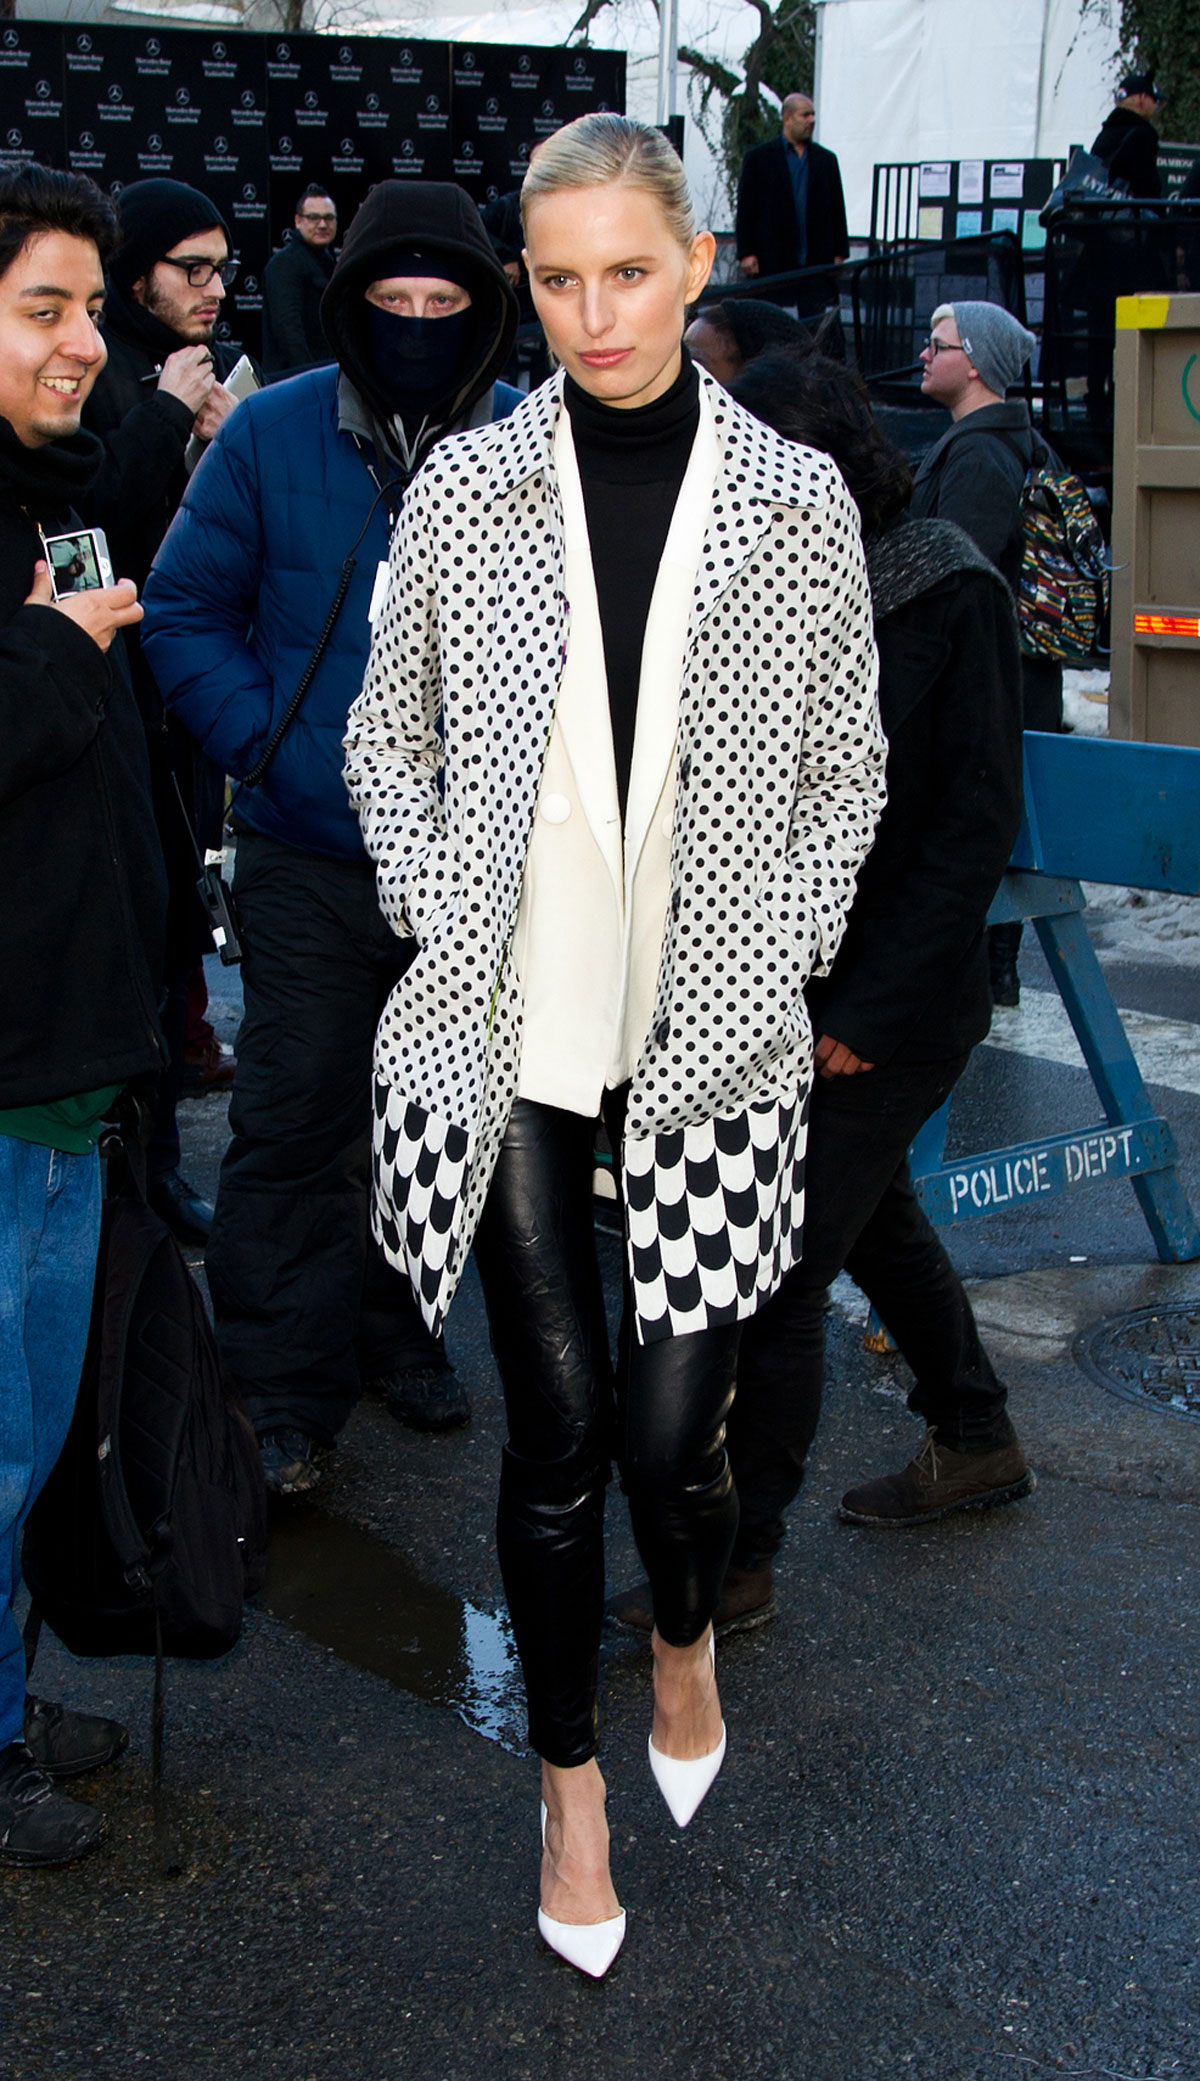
[563,349,700,817]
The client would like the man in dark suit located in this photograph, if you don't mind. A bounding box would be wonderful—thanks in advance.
[735,93,848,316]
[1090,73,1162,199]
[261,184,338,378]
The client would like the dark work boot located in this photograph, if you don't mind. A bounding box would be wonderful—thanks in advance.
[147,1169,215,1245]
[258,1427,322,1498]
[375,1365,471,1433]
[838,1428,1035,1528]
[24,1696,128,1780]
[606,1565,776,1639]
[0,1743,106,1867]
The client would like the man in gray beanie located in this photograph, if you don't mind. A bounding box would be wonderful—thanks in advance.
[909,299,1060,1005]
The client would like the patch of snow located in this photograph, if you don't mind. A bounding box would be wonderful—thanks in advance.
[1062,667,1109,738]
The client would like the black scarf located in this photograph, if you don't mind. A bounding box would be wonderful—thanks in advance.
[0,413,104,515]
[865,513,997,623]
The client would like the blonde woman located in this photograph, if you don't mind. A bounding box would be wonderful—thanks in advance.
[344,114,884,1977]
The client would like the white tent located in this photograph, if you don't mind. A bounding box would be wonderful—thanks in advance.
[814,0,1119,236]
[47,0,1121,234]
[314,0,1119,232]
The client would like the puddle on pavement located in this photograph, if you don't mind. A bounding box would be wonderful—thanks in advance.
[258,1510,527,1754]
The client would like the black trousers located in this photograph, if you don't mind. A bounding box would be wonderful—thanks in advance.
[472,1099,741,1768]
[207,826,445,1445]
[729,1053,1010,1568]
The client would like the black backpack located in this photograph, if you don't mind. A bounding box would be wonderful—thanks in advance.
[22,1126,267,1666]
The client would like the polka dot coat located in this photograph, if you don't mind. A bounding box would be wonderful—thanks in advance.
[344,368,885,1343]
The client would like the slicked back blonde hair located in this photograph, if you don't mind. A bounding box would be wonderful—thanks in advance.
[520,113,697,251]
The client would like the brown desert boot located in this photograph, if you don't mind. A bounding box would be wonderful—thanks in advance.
[838,1428,1036,1528]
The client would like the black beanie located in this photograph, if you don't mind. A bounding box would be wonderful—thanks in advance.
[109,178,230,294]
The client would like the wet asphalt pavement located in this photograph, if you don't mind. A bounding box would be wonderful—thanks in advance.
[3,931,1198,2081]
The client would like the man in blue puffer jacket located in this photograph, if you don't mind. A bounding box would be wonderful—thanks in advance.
[143,181,520,1495]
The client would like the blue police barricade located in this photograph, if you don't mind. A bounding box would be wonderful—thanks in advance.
[863,735,1200,1352]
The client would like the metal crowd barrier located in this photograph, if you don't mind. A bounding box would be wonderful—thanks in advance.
[909,733,1200,1264]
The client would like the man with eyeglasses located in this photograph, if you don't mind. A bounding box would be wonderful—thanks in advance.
[262,183,338,380]
[82,179,254,1244]
[910,299,1060,1008]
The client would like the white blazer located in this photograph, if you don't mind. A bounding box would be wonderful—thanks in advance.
[514,390,721,1113]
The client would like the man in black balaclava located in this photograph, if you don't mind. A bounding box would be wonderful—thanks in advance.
[142,183,520,1499]
[84,179,253,1245]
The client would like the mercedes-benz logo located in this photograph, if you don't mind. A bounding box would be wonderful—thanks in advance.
[304,90,318,109]
[106,85,122,104]
[214,136,229,155]
[340,139,354,156]
[518,55,531,72]
[245,275,258,293]
[573,56,586,74]
[6,128,22,149]
[147,37,161,56]
[277,43,290,60]
[425,94,439,111]
[3,30,18,49]
[175,88,190,105]
[366,93,379,111]
[79,130,94,149]
[148,133,162,151]
[241,90,254,108]
[77,33,93,53]
[339,45,353,63]
[278,135,293,154]
[400,139,414,157]
[36,81,51,100]
[400,48,412,65]
[242,182,256,200]
[463,50,475,68]
[213,40,226,58]
[541,99,555,116]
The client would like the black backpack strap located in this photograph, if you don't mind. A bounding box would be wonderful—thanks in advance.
[22,1603,43,1682]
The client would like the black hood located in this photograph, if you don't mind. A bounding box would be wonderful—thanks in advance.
[320,180,518,431]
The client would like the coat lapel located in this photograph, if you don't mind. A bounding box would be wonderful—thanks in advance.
[686,373,832,646]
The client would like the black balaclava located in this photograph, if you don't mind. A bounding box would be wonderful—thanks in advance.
[363,248,474,423]
[319,182,518,444]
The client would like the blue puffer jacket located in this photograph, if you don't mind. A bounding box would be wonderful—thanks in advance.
[142,178,520,860]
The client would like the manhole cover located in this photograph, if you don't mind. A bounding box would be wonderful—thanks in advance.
[1075,1303,1200,1423]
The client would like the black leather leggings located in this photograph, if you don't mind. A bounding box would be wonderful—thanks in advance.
[472,1098,741,1768]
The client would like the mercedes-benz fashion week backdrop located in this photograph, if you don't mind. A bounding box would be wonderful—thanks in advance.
[0,23,626,358]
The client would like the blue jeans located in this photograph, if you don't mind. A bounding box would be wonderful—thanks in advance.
[0,1135,101,1747]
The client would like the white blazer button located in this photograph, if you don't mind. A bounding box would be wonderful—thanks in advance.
[540,793,571,824]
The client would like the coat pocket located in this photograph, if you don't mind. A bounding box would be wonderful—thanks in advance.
[403,840,463,945]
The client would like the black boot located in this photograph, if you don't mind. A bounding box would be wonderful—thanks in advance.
[0,1742,106,1867]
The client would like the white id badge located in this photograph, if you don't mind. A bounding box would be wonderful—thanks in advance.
[367,560,391,626]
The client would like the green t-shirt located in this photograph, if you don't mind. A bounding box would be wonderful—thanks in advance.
[0,1085,123,1154]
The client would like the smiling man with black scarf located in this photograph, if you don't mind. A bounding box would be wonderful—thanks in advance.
[142,181,520,1498]
[0,164,165,1866]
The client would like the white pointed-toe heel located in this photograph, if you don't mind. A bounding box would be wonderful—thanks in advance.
[537,1802,626,1980]
[648,1631,726,1829]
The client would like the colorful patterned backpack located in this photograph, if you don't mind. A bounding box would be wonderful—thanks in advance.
[1018,441,1110,661]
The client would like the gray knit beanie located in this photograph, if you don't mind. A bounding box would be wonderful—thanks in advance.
[939,300,1036,395]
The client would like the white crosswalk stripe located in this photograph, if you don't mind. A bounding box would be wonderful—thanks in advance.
[984,990,1200,1099]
